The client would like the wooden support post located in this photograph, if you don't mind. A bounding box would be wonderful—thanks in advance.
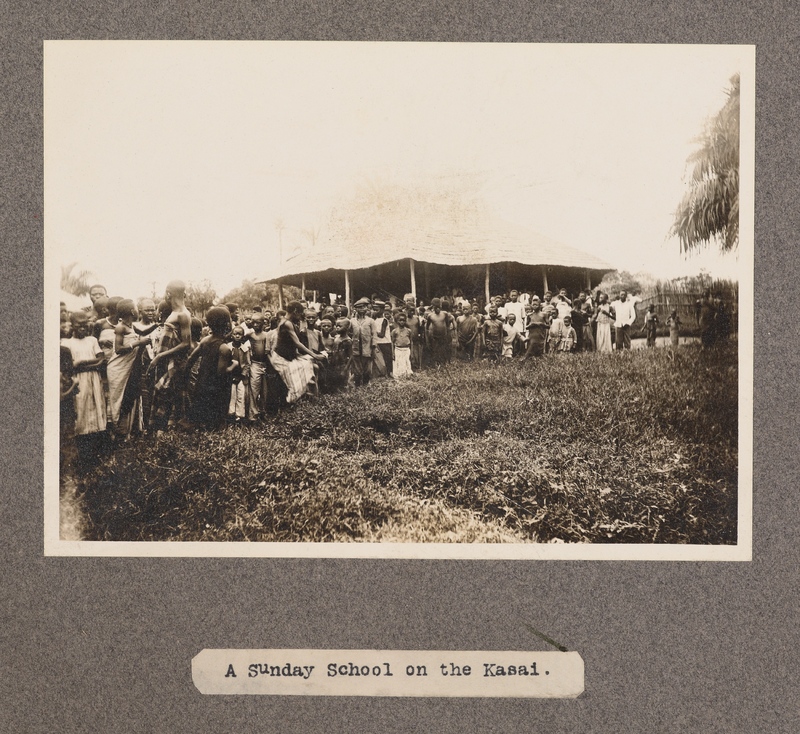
[424,262,430,302]
[541,266,549,295]
[301,275,306,302]
[409,258,417,303]
[277,280,284,310]
[484,263,491,306]
[344,270,351,310]
[585,270,591,291]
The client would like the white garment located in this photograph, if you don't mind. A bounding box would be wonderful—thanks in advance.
[504,300,527,326]
[611,298,637,327]
[393,346,413,378]
[229,381,247,418]
[555,298,572,320]
[502,324,521,357]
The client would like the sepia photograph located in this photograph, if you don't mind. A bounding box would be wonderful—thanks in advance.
[44,41,754,559]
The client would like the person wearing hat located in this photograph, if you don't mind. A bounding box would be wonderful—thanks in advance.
[350,298,374,386]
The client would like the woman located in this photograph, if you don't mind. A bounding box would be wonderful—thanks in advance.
[594,292,616,353]
[269,301,326,403]
[106,299,151,438]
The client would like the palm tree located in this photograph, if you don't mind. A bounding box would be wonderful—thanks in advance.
[671,74,740,253]
[60,262,94,296]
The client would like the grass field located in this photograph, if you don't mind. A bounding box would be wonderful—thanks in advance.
[73,342,738,544]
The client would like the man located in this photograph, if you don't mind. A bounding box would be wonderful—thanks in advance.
[85,283,108,322]
[610,289,637,350]
[425,298,456,366]
[350,297,374,386]
[88,283,107,306]
[425,297,456,366]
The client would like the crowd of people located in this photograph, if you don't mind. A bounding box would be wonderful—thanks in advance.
[60,279,726,471]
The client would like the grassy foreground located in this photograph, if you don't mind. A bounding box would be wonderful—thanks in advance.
[76,343,738,544]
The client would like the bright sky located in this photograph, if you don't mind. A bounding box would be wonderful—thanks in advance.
[45,41,751,302]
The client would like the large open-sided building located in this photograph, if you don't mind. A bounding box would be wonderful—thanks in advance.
[259,183,613,306]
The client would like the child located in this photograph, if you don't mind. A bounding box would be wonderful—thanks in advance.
[304,309,322,353]
[666,309,682,348]
[502,313,522,358]
[581,300,596,352]
[186,306,238,430]
[484,295,507,319]
[90,296,109,338]
[107,299,151,439]
[522,302,534,341]
[95,296,122,361]
[60,321,79,473]
[227,324,251,423]
[319,318,336,352]
[62,311,107,471]
[554,314,577,353]
[642,304,659,347]
[247,314,269,422]
[371,301,393,378]
[570,299,585,352]
[522,300,548,359]
[482,306,503,362]
[329,317,353,392]
[456,304,479,361]
[316,318,335,393]
[320,306,337,325]
[470,303,485,359]
[405,306,424,371]
[547,311,564,354]
[392,311,413,378]
[541,291,556,322]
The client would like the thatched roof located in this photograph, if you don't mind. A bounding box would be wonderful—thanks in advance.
[259,180,612,289]
[269,218,609,282]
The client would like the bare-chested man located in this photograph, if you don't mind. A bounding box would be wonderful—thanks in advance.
[425,297,456,366]
[147,280,193,433]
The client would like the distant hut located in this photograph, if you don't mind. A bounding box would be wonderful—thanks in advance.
[259,181,612,307]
